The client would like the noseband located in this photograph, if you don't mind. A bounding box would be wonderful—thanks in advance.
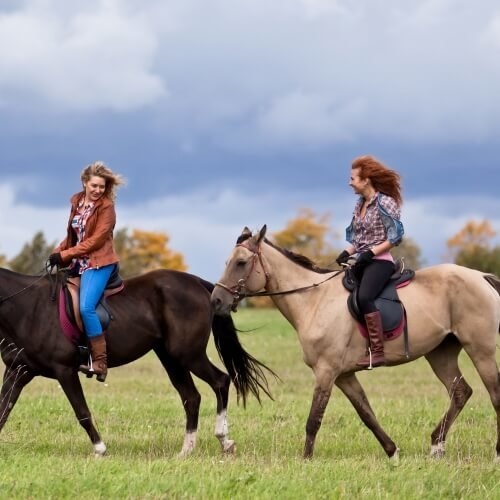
[215,243,269,311]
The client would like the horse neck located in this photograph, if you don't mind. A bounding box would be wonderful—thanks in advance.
[0,269,51,334]
[261,244,333,331]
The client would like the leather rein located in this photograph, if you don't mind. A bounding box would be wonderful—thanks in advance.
[0,263,59,305]
[215,242,345,310]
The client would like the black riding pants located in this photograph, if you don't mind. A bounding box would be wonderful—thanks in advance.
[355,260,395,315]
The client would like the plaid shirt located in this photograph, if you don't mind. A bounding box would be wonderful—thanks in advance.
[348,193,401,253]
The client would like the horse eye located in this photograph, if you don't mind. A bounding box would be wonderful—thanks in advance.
[236,259,247,267]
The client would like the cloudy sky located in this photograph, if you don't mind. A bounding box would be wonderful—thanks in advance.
[1,0,499,281]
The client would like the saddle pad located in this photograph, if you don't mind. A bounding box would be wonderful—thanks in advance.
[58,289,82,345]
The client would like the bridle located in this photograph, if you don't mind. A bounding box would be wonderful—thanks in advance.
[215,243,270,310]
[215,242,345,311]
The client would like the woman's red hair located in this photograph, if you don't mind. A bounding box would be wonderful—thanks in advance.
[352,155,402,206]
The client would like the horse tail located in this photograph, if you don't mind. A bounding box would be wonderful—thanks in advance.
[211,314,278,407]
[199,278,278,406]
[483,274,500,333]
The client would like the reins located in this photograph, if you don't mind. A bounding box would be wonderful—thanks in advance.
[242,269,345,298]
[215,241,346,309]
[0,262,59,305]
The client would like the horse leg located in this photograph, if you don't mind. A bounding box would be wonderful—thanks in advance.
[153,346,202,457]
[335,373,399,461]
[0,363,34,432]
[185,353,234,454]
[424,336,472,459]
[56,368,105,456]
[460,339,500,462]
[304,365,336,459]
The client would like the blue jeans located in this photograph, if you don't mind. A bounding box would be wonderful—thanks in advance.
[80,264,116,338]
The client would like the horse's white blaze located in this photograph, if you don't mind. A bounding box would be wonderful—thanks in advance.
[179,431,197,457]
[215,410,235,452]
[93,441,106,456]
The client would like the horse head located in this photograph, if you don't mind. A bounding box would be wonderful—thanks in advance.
[212,225,269,315]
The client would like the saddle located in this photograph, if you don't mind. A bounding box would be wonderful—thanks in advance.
[342,259,415,341]
[58,266,124,345]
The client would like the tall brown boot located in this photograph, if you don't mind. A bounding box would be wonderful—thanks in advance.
[79,334,108,382]
[357,311,386,370]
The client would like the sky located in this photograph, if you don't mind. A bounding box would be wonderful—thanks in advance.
[1,0,499,281]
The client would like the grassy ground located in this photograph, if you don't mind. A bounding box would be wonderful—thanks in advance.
[0,308,499,499]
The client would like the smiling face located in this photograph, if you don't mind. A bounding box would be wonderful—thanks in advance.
[349,167,370,196]
[84,175,106,202]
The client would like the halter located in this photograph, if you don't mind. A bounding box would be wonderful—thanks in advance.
[215,242,345,311]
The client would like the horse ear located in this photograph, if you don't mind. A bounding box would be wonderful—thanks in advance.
[257,224,267,243]
[236,226,253,244]
[241,226,252,238]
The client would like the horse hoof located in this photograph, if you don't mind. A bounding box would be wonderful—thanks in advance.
[389,448,400,467]
[223,440,236,454]
[93,441,106,457]
[430,443,445,459]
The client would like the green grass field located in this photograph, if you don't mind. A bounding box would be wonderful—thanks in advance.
[0,308,499,499]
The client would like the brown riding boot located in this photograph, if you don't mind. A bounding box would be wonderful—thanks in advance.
[79,334,108,382]
[357,311,386,370]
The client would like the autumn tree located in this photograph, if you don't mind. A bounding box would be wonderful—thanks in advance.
[272,208,339,267]
[447,220,500,274]
[246,209,340,308]
[115,228,187,278]
[9,231,55,274]
[0,254,7,268]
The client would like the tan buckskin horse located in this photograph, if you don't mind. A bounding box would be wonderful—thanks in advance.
[211,226,500,463]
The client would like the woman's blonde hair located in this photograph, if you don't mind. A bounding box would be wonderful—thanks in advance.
[352,155,402,205]
[81,161,125,201]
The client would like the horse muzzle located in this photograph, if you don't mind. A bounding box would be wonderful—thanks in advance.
[211,286,238,316]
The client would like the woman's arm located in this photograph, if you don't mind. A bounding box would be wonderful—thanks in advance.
[60,204,116,261]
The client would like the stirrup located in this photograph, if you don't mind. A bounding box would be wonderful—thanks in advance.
[357,349,385,370]
[79,363,95,378]
[357,348,374,370]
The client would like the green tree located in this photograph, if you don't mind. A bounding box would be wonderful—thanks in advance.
[392,237,423,270]
[9,231,55,274]
[115,228,187,278]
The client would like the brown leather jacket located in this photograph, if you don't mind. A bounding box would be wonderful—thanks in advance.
[55,192,120,269]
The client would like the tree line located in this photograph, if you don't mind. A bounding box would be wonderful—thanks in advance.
[1,211,498,278]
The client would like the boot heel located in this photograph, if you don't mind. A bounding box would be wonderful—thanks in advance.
[96,373,107,383]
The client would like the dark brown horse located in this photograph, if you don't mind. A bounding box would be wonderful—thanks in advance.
[0,267,273,456]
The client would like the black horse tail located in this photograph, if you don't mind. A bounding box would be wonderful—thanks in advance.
[199,278,278,406]
[211,314,278,407]
[484,274,500,333]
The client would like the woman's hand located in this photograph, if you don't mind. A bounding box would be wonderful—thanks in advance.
[48,252,63,267]
[356,249,374,266]
[335,250,351,265]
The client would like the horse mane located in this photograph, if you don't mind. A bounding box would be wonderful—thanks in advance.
[264,238,332,274]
